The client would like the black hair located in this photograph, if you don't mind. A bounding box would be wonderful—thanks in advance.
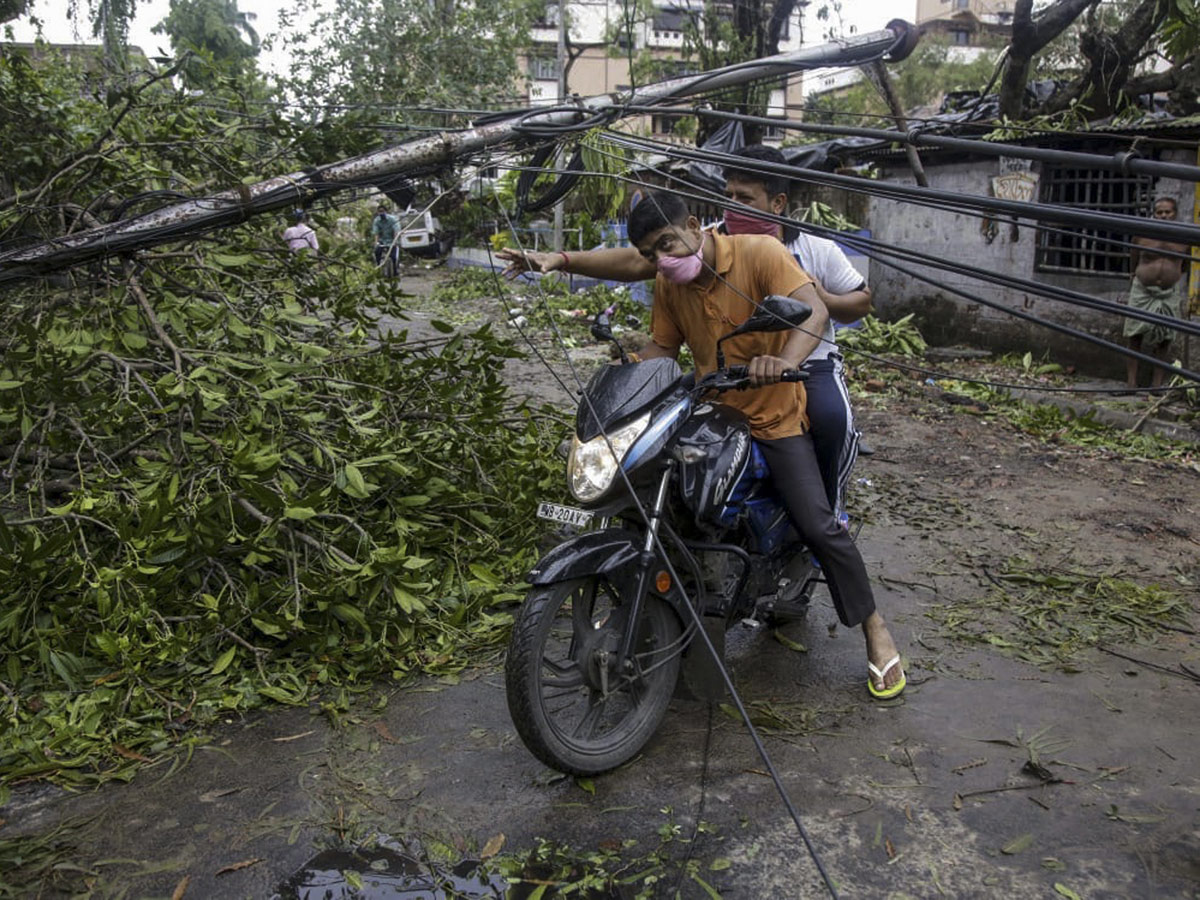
[628,191,691,245]
[723,144,791,199]
[1153,196,1177,212]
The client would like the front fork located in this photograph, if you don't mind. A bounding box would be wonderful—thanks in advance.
[613,467,674,676]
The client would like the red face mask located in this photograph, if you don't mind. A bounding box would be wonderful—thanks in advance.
[723,208,780,236]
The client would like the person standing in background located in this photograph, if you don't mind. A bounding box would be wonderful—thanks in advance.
[1124,197,1186,392]
[282,209,318,256]
[371,203,400,275]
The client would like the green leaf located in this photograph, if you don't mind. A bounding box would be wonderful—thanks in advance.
[392,585,426,614]
[430,319,455,333]
[773,631,807,653]
[259,685,305,705]
[689,871,723,899]
[211,646,237,675]
[1001,833,1034,855]
[709,858,732,871]
[121,332,148,350]
[332,603,368,629]
[468,563,500,587]
[1054,885,1082,900]
[212,253,255,267]
[575,777,595,795]
[148,546,188,565]
[284,506,318,520]
[0,380,25,390]
[252,617,284,637]
[343,464,369,497]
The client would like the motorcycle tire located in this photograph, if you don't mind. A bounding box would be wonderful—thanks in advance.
[505,576,682,776]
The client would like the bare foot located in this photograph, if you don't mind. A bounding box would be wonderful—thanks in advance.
[862,612,903,693]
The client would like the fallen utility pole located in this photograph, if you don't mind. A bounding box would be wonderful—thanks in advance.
[0,21,918,286]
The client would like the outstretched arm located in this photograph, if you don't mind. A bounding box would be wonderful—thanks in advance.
[497,246,656,282]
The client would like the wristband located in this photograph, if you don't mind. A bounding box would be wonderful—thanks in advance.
[559,251,570,270]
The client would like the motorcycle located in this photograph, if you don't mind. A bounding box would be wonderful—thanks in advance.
[505,295,825,776]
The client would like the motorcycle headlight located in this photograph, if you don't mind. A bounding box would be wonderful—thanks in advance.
[568,412,651,503]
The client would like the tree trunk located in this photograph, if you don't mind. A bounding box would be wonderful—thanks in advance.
[1063,0,1169,119]
[998,0,1095,120]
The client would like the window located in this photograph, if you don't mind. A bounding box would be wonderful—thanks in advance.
[955,0,970,9]
[950,28,970,45]
[653,7,688,31]
[764,117,787,141]
[1036,166,1154,276]
[529,56,559,80]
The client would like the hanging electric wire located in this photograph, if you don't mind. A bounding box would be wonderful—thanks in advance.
[602,131,1200,246]
[490,134,1200,387]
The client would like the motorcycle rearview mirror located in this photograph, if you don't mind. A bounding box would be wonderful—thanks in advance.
[591,305,629,364]
[715,295,813,369]
[590,313,614,343]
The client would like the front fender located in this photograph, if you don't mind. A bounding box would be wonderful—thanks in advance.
[528,528,644,585]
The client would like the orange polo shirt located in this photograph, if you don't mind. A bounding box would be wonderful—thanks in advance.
[650,232,814,440]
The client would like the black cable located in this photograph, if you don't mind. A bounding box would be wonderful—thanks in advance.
[669,701,716,897]
[514,143,586,216]
[497,146,1198,336]
[646,105,1200,184]
[588,133,1200,343]
[545,138,1199,389]
[603,131,1200,245]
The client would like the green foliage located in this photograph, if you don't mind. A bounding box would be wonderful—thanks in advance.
[803,39,1001,135]
[280,0,541,122]
[996,351,1064,377]
[837,314,927,358]
[1161,0,1200,61]
[151,0,262,88]
[0,47,566,787]
[0,243,564,785]
[797,200,859,232]
[0,46,282,246]
[928,557,1191,669]
[937,379,1195,460]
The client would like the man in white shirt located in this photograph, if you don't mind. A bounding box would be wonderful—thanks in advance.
[282,210,319,256]
[720,144,870,520]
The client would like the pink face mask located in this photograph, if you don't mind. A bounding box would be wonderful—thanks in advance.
[656,231,706,284]
[723,208,780,236]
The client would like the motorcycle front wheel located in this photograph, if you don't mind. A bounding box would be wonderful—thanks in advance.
[505,576,683,775]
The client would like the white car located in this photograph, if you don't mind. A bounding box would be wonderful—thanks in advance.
[395,208,453,259]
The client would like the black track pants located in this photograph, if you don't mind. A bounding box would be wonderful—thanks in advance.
[757,433,876,628]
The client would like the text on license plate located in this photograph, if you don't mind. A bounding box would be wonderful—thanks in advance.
[537,502,594,527]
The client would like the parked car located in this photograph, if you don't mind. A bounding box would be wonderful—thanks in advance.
[395,207,455,259]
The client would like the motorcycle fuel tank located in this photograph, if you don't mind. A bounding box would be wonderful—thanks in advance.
[576,357,682,441]
[673,402,753,527]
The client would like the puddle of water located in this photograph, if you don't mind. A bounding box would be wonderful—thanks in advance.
[274,835,505,899]
[274,835,625,899]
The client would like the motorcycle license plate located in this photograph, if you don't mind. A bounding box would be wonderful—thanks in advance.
[537,502,594,528]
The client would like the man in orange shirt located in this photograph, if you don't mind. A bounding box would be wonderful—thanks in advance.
[555,191,904,698]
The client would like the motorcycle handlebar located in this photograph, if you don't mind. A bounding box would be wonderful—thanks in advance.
[705,365,807,391]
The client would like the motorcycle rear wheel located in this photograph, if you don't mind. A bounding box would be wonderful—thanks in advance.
[505,576,682,775]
